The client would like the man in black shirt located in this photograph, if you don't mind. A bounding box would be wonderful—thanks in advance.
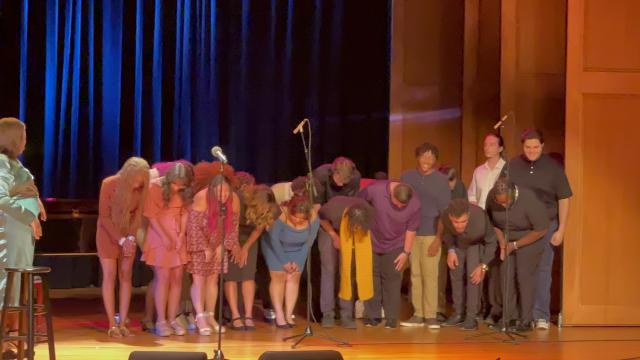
[506,129,572,329]
[486,177,550,332]
[440,199,497,330]
[313,157,362,327]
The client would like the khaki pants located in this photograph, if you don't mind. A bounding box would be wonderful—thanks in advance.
[410,236,441,319]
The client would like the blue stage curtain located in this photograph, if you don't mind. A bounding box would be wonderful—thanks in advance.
[1,0,390,198]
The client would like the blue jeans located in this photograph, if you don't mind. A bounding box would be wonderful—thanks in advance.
[533,220,559,321]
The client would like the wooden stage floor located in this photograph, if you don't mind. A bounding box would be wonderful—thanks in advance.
[36,290,640,360]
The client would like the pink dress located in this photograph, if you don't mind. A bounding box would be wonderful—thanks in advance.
[141,182,188,267]
[185,206,239,277]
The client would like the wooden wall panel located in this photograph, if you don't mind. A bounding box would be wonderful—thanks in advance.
[501,0,566,158]
[564,0,640,326]
[461,0,501,184]
[583,0,640,71]
[389,0,464,179]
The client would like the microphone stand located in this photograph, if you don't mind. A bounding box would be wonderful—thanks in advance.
[282,119,349,349]
[465,114,527,344]
[213,161,227,360]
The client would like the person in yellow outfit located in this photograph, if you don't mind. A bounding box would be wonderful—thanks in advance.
[319,196,374,329]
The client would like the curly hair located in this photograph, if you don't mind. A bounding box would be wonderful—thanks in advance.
[161,162,194,206]
[234,171,256,191]
[245,185,280,227]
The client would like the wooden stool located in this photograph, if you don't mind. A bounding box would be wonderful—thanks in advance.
[0,266,55,360]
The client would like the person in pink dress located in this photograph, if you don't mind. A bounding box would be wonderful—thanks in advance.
[142,163,193,336]
[96,157,150,338]
[187,174,240,335]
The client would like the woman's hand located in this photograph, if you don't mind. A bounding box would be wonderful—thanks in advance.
[31,219,42,240]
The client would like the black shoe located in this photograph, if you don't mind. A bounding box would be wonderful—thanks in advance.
[460,318,478,331]
[509,321,533,333]
[436,312,447,323]
[364,318,381,327]
[275,321,292,329]
[384,319,397,329]
[442,313,464,327]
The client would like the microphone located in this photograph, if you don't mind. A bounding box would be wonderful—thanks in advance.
[493,113,509,129]
[211,146,228,163]
[293,118,308,134]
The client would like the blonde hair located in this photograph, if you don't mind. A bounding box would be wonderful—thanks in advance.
[245,185,279,228]
[0,117,26,159]
[111,157,150,235]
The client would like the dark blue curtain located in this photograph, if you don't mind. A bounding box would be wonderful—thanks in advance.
[0,0,390,198]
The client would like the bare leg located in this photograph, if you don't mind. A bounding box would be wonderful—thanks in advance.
[284,272,302,324]
[224,281,243,328]
[118,256,136,335]
[167,266,184,322]
[205,273,222,330]
[153,267,170,323]
[100,258,118,328]
[143,278,155,326]
[242,280,256,326]
[269,271,287,326]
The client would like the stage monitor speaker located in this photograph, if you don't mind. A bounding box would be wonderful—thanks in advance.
[258,350,344,360]
[128,351,208,360]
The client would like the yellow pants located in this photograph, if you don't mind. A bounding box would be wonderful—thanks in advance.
[410,236,441,319]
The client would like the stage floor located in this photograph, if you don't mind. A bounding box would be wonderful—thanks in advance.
[35,290,640,360]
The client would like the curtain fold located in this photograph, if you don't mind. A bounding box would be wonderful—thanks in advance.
[4,0,390,198]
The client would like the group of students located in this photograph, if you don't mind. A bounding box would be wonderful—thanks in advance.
[308,129,571,334]
[0,115,572,344]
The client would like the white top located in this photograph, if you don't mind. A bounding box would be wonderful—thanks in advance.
[468,157,506,209]
[271,182,293,205]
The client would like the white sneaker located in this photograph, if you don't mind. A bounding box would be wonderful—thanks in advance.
[535,319,550,330]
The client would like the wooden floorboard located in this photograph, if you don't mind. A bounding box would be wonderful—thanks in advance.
[30,291,640,359]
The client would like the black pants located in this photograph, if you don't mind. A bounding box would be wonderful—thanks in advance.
[450,244,481,320]
[364,247,403,321]
[501,239,545,324]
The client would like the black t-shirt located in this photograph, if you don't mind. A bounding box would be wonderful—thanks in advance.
[486,185,551,240]
[441,204,498,264]
[506,154,572,220]
[313,164,362,204]
[319,196,373,231]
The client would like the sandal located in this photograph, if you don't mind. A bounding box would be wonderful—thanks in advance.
[195,313,212,336]
[119,326,134,337]
[228,317,246,331]
[107,326,122,338]
[141,319,155,333]
[155,321,172,337]
[208,312,226,333]
[170,320,187,336]
[244,317,256,331]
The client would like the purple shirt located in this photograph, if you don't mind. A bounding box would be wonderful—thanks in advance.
[357,181,421,254]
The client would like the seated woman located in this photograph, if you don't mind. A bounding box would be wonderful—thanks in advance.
[261,195,320,328]
[186,174,240,335]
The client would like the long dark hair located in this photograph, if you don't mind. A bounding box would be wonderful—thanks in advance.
[161,163,194,206]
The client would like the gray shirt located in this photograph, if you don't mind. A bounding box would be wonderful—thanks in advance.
[486,185,550,241]
[400,170,451,236]
[507,154,572,220]
[441,204,497,265]
[313,164,362,204]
